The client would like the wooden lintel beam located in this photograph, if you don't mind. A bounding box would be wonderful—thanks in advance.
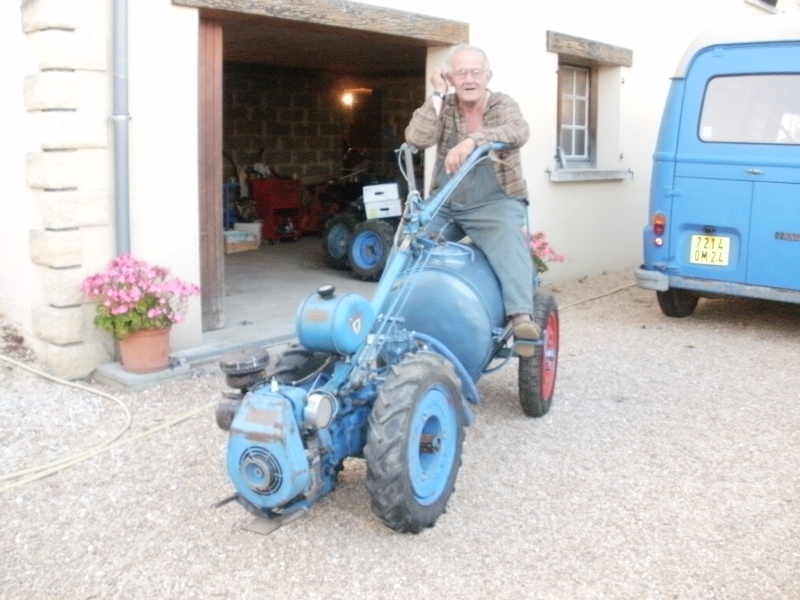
[173,0,468,45]
[547,31,633,68]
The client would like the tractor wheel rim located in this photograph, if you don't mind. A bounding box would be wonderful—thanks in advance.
[352,232,383,268]
[542,312,559,399]
[407,385,457,505]
[328,225,349,258]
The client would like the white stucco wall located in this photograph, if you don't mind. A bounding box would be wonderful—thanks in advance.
[357,0,795,282]
[125,2,202,349]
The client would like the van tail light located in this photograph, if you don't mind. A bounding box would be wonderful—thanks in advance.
[652,213,665,246]
[653,213,666,236]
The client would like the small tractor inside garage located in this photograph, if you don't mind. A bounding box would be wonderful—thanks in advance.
[320,180,404,281]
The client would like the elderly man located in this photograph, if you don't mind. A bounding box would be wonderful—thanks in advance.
[405,44,539,355]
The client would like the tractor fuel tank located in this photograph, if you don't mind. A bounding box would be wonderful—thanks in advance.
[296,285,375,355]
[386,242,506,378]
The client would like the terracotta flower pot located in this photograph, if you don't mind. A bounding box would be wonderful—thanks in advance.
[118,327,171,374]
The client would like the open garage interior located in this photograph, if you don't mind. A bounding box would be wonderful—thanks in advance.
[196,8,455,349]
[221,14,429,184]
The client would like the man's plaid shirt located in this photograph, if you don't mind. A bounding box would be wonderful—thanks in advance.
[405,91,529,200]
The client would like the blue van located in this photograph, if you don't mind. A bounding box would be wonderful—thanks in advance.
[636,15,800,317]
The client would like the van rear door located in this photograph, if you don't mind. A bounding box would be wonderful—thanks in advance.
[671,42,800,290]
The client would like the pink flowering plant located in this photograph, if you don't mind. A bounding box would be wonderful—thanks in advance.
[81,254,200,340]
[529,231,565,274]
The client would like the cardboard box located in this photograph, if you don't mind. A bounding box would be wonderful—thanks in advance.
[223,230,258,254]
[225,239,259,254]
[363,183,401,219]
[234,221,263,246]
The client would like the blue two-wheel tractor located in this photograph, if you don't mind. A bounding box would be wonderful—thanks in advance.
[216,143,560,534]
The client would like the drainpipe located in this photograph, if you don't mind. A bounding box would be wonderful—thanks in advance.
[112,0,130,254]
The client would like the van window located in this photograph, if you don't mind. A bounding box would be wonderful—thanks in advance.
[699,74,800,144]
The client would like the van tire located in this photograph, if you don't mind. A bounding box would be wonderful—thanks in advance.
[656,288,699,318]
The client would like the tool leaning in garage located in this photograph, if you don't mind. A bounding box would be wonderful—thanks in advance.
[214,142,560,535]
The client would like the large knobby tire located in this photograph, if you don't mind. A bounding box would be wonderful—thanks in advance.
[364,352,464,533]
[656,288,699,318]
[270,345,331,384]
[519,292,559,418]
[348,219,395,281]
[322,213,359,269]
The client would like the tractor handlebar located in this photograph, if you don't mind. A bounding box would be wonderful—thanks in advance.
[415,141,514,227]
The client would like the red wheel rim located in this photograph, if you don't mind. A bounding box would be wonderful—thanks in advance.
[541,311,559,399]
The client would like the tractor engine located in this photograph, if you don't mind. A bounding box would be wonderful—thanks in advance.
[217,287,377,517]
[219,376,372,517]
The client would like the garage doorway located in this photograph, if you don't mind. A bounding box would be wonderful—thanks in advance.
[192,1,467,340]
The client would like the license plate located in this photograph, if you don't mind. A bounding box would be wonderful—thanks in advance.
[690,234,730,266]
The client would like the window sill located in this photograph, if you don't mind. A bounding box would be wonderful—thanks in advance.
[547,168,632,183]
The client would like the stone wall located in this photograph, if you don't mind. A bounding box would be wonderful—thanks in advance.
[21,0,113,378]
[223,63,424,184]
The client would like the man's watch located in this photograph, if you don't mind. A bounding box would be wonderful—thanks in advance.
[431,90,445,99]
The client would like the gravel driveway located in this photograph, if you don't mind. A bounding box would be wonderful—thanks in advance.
[2,271,799,599]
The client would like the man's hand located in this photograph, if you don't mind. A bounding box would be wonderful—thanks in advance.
[430,69,448,94]
[444,138,477,174]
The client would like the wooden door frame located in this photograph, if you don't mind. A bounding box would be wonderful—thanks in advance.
[198,18,224,331]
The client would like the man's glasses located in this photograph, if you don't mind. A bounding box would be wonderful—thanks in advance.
[450,68,488,80]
